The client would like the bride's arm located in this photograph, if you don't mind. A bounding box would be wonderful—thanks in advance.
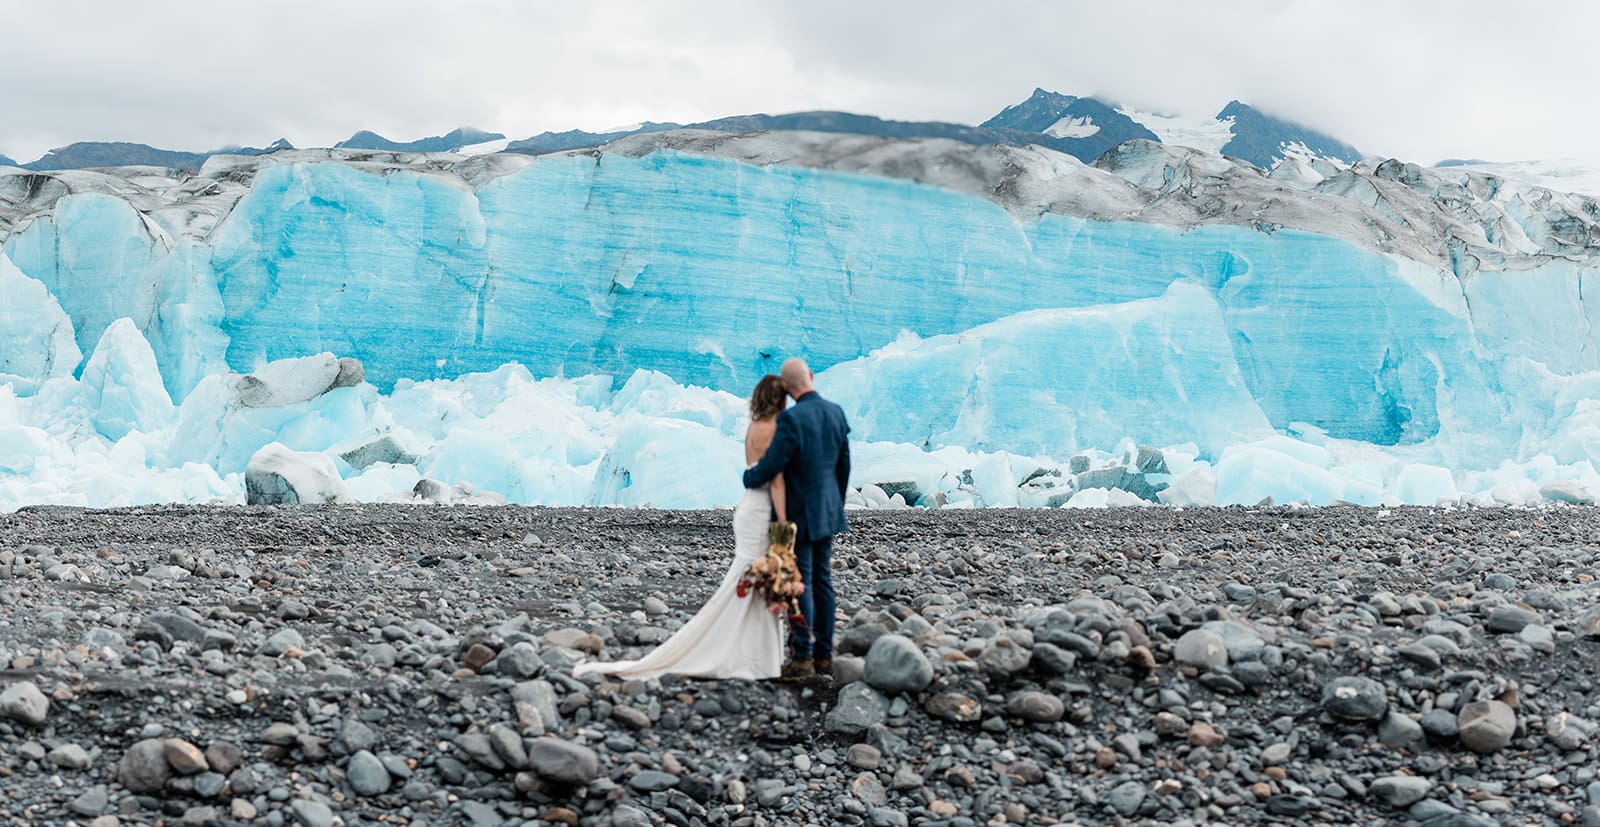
[771,472,788,523]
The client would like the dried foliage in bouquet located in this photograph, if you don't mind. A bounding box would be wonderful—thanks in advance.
[737,521,806,625]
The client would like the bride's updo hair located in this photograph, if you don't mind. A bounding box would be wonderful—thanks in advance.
[749,374,788,421]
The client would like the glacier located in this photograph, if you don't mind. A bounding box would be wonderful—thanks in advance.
[4,131,1600,511]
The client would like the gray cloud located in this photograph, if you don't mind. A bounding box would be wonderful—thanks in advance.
[2,0,1591,164]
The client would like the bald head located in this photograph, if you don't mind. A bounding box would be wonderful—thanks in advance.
[780,357,814,398]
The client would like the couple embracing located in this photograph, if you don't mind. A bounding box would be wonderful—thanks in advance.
[576,357,851,682]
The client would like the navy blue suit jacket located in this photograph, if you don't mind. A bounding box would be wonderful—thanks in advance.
[743,391,851,543]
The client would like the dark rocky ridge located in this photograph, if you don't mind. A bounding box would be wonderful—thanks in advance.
[1,504,1598,825]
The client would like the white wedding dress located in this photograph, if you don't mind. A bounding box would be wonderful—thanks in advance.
[573,481,784,680]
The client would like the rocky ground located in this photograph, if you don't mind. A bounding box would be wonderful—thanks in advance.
[2,504,1599,827]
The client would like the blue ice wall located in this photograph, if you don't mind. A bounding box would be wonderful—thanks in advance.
[4,151,1586,452]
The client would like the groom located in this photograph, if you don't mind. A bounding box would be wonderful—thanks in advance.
[743,357,851,680]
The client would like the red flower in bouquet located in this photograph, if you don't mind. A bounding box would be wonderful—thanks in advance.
[739,521,807,627]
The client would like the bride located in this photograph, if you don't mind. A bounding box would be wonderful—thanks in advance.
[573,375,789,680]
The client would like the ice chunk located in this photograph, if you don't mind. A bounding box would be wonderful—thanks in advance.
[0,252,81,391]
[1215,439,1345,506]
[78,318,174,441]
[237,353,342,408]
[1158,467,1218,507]
[590,418,742,508]
[244,442,347,505]
[1394,463,1458,505]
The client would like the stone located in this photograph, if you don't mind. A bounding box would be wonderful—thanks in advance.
[1173,629,1228,669]
[193,772,226,798]
[204,741,242,774]
[48,743,91,769]
[629,770,678,792]
[852,772,888,805]
[164,739,208,774]
[924,692,982,723]
[462,643,496,672]
[1109,779,1147,816]
[0,680,49,726]
[511,680,561,733]
[496,641,543,678]
[1006,691,1064,723]
[1486,605,1542,634]
[261,628,304,656]
[846,743,882,770]
[827,682,892,735]
[347,750,391,796]
[1187,722,1227,747]
[1420,709,1459,742]
[979,636,1032,673]
[1458,700,1516,754]
[1321,676,1387,721]
[1200,619,1266,661]
[525,737,600,786]
[862,635,933,693]
[1029,642,1076,675]
[118,738,170,794]
[1371,775,1431,807]
[70,786,108,816]
[1379,711,1424,749]
[289,799,335,827]
[1548,712,1593,751]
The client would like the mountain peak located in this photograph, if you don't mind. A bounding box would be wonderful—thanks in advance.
[1215,101,1360,167]
[336,128,507,153]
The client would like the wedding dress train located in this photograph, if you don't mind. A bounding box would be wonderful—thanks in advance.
[572,483,784,680]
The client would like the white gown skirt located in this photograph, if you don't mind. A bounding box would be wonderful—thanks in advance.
[573,485,784,680]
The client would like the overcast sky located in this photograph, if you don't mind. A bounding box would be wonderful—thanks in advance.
[2,0,1588,165]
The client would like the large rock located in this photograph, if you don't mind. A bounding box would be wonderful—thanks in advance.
[245,443,347,505]
[1200,620,1266,661]
[0,681,48,726]
[826,682,892,735]
[862,635,933,694]
[1458,700,1516,754]
[1173,629,1228,670]
[1370,775,1431,807]
[1321,676,1387,721]
[525,737,600,786]
[119,738,171,794]
[346,750,391,796]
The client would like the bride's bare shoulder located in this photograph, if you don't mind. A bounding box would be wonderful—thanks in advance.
[746,416,776,446]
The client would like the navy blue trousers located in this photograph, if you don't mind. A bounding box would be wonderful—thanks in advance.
[789,535,836,660]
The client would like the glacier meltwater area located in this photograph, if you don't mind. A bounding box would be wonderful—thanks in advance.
[3,134,1600,511]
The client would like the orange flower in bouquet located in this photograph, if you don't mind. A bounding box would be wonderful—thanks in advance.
[737,521,807,626]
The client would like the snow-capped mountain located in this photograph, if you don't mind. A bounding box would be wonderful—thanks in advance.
[4,126,1600,511]
[980,88,1158,150]
[335,127,506,154]
[19,139,292,172]
[0,153,15,168]
[984,89,1362,169]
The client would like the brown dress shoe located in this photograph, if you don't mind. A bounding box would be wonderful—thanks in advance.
[780,658,814,680]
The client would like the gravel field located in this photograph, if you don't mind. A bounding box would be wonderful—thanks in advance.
[2,503,1599,827]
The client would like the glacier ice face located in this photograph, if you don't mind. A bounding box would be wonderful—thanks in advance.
[3,133,1600,511]
[0,251,81,391]
[820,281,1273,456]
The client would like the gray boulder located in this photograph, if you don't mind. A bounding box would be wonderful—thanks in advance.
[862,635,933,694]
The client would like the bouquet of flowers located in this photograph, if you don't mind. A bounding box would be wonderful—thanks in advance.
[737,521,807,626]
